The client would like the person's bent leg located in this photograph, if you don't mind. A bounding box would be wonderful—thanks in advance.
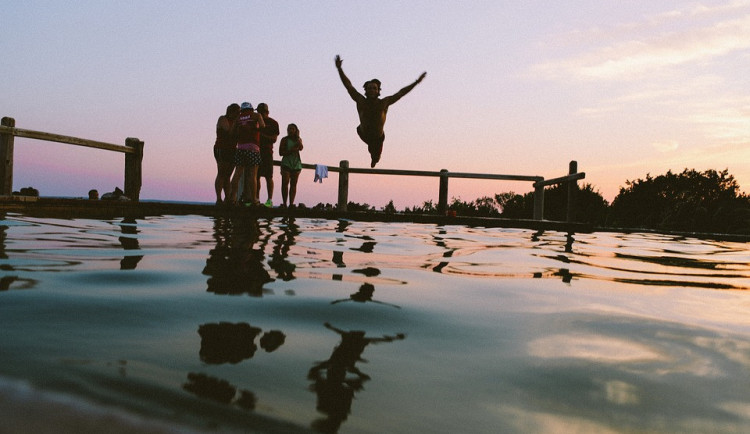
[368,141,383,168]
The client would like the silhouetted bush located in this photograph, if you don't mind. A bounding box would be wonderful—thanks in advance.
[610,168,750,233]
[499,183,609,225]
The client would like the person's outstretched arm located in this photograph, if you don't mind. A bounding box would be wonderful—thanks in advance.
[335,55,363,102]
[385,72,427,105]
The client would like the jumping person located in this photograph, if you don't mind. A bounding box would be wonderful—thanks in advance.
[334,54,426,167]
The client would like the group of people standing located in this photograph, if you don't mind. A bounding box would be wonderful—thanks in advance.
[213,102,303,208]
[213,55,427,209]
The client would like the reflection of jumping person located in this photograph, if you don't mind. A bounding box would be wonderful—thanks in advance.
[308,322,405,433]
[334,55,426,167]
[331,283,401,309]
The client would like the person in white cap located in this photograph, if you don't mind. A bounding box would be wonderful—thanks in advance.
[228,102,265,206]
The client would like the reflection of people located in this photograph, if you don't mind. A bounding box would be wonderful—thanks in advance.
[118,218,143,270]
[260,330,286,352]
[198,322,262,364]
[254,103,279,208]
[202,217,274,296]
[308,322,405,433]
[334,54,426,167]
[229,102,265,206]
[183,372,257,410]
[214,103,240,205]
[279,123,304,208]
[268,217,300,281]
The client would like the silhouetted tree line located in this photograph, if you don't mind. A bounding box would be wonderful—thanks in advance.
[387,169,748,234]
[609,169,749,234]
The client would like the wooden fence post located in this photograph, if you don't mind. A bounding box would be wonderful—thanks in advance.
[533,181,545,220]
[338,160,349,211]
[124,137,144,202]
[566,160,578,222]
[438,169,449,213]
[0,117,15,196]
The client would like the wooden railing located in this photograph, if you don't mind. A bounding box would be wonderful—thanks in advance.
[0,117,144,201]
[1,116,584,220]
[287,159,585,221]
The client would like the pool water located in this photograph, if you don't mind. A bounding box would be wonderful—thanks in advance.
[1,214,749,433]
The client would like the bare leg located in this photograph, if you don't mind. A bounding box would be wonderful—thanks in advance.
[357,126,384,168]
[214,163,223,203]
[216,161,234,203]
[289,171,300,206]
[266,177,274,202]
[228,166,245,205]
[247,166,260,204]
[257,175,274,203]
[281,170,290,206]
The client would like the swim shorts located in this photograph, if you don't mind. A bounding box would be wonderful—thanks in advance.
[257,147,274,178]
[235,149,261,167]
[280,165,301,174]
[213,147,235,164]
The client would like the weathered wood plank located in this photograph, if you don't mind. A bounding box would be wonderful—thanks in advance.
[0,126,134,153]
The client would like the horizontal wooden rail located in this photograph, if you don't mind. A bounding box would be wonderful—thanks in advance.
[0,126,135,154]
[3,115,583,221]
[1,117,143,201]
[534,172,585,187]
[277,159,584,221]
[288,161,542,182]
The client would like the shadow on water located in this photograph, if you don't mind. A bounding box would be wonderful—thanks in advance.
[268,216,300,281]
[331,283,401,309]
[118,218,143,270]
[183,372,258,411]
[431,228,456,273]
[184,322,288,413]
[0,216,37,290]
[308,323,406,434]
[202,217,275,296]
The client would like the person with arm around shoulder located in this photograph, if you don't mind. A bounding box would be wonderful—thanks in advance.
[214,103,240,205]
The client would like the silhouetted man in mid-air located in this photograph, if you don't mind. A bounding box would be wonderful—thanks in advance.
[335,54,426,167]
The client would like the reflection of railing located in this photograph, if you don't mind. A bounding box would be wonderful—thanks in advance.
[283,159,585,221]
[0,116,143,201]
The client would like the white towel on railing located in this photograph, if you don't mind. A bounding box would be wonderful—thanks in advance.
[314,164,328,183]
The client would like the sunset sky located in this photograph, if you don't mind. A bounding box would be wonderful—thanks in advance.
[3,1,749,208]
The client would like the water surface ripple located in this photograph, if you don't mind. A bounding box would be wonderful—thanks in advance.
[1,214,749,433]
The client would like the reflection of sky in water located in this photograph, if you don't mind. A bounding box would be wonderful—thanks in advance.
[0,214,749,433]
